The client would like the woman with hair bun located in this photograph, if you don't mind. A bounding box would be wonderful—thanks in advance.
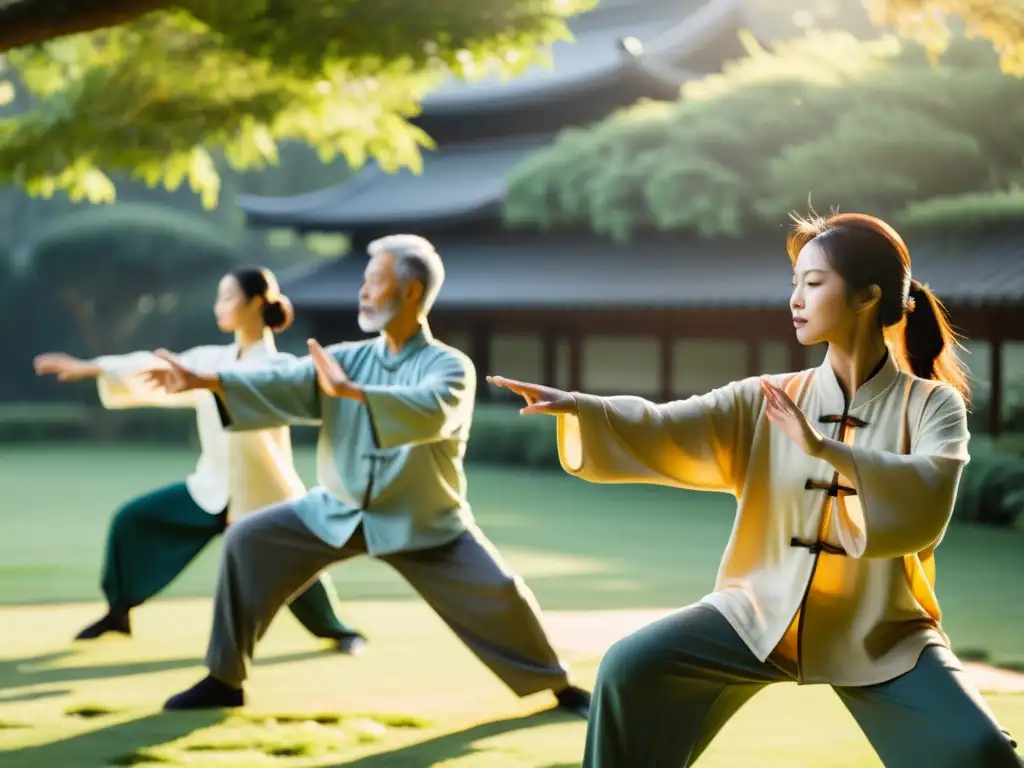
[34,266,365,653]
[491,212,1022,767]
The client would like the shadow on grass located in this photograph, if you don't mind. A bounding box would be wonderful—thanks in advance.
[0,709,584,767]
[0,687,70,704]
[0,648,335,696]
[0,711,223,766]
[323,709,582,767]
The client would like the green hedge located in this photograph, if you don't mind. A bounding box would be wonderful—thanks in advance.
[0,402,198,445]
[3,404,1021,529]
[0,402,558,466]
[464,404,560,468]
[0,402,95,442]
[951,437,1024,528]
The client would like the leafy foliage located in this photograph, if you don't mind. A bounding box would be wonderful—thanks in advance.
[895,190,1024,231]
[504,32,1024,242]
[866,0,1024,76]
[0,0,591,207]
[17,202,241,356]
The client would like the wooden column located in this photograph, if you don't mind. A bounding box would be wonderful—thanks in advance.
[541,327,557,386]
[568,331,583,392]
[989,337,1004,437]
[471,324,491,402]
[746,337,761,378]
[659,334,674,402]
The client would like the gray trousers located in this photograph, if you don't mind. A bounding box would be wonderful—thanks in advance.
[205,503,571,697]
[587,603,1023,768]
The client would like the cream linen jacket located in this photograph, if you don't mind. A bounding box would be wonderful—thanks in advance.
[557,351,970,686]
[94,336,306,522]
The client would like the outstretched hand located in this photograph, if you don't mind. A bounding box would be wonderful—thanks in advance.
[142,350,207,394]
[33,352,98,382]
[760,377,823,456]
[486,376,576,416]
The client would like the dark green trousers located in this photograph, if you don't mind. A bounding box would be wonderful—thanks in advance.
[586,603,1023,768]
[101,482,355,639]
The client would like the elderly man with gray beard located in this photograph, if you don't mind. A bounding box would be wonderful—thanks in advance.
[149,234,591,718]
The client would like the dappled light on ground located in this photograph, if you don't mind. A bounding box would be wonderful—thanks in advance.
[0,599,1022,767]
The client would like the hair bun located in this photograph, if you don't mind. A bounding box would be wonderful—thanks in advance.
[261,294,294,333]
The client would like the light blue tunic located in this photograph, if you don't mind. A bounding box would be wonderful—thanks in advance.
[216,325,477,554]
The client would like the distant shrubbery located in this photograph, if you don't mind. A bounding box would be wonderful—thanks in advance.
[0,402,563,467]
[953,436,1024,529]
[4,400,1021,530]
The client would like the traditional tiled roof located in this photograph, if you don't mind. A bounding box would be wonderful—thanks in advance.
[237,135,548,231]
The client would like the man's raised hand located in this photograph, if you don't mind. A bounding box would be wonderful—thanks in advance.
[307,339,353,399]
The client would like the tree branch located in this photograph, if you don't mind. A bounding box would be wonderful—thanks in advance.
[0,0,171,53]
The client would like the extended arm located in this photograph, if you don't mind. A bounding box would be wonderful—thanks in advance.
[217,356,321,431]
[95,350,205,410]
[557,379,758,492]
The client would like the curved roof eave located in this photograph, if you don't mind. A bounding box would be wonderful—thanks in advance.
[236,173,378,221]
[419,0,736,116]
[641,0,745,60]
[239,134,551,231]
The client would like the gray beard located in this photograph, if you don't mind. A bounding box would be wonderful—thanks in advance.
[358,305,397,333]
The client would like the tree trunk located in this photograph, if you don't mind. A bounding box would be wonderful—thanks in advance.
[57,287,102,357]
[0,0,170,53]
[55,287,122,441]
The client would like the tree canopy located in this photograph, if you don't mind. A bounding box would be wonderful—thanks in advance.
[17,202,241,355]
[0,0,590,207]
[503,31,1024,242]
[866,0,1024,76]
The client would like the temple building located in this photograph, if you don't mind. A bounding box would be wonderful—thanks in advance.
[237,0,1024,435]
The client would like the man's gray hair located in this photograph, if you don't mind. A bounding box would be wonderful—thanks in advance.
[367,234,446,315]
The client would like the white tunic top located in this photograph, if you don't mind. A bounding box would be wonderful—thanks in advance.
[93,336,306,522]
[557,351,970,686]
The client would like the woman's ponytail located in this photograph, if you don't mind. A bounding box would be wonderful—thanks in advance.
[900,280,970,401]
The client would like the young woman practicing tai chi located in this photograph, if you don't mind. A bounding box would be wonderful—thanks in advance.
[34,266,365,653]
[490,212,1023,768]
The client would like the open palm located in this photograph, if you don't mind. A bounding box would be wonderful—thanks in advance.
[33,352,96,382]
[760,377,822,456]
[307,338,351,397]
[486,376,576,416]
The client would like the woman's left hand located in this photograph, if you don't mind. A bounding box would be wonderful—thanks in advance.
[760,377,824,457]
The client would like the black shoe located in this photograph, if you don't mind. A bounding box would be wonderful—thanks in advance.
[334,631,367,655]
[554,685,591,719]
[163,675,244,711]
[74,610,131,640]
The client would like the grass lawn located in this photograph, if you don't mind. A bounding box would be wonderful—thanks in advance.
[0,444,1022,767]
